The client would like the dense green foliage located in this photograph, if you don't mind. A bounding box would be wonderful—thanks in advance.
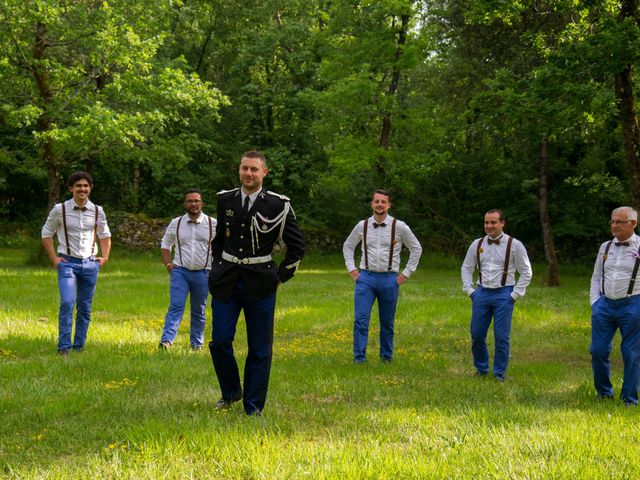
[1,1,640,262]
[2,247,640,478]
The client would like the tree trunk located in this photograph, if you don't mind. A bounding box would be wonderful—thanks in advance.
[616,0,640,210]
[539,137,560,286]
[33,22,60,211]
[377,14,409,184]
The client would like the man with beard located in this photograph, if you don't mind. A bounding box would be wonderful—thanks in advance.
[159,189,215,351]
[343,189,422,364]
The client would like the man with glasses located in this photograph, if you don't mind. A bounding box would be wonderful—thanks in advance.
[590,206,640,406]
[41,171,111,356]
[159,189,215,351]
[461,209,532,380]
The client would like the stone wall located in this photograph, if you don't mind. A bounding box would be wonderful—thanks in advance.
[109,212,344,253]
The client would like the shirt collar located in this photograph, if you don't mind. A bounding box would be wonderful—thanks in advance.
[185,212,204,224]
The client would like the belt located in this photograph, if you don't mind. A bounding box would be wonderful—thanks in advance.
[222,251,272,265]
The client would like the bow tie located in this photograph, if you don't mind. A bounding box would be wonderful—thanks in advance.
[373,222,386,229]
[616,241,630,246]
[187,220,198,224]
[73,206,87,211]
[488,238,501,245]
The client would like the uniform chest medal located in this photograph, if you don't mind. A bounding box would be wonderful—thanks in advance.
[225,222,231,239]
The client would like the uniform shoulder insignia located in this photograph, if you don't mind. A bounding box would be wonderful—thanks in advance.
[266,190,290,201]
[217,188,239,196]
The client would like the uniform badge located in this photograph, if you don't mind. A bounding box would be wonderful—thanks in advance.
[262,224,268,231]
[225,222,231,239]
[226,209,234,217]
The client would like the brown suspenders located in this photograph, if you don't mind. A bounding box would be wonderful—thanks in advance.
[476,236,485,284]
[601,240,613,296]
[501,236,514,286]
[362,218,397,271]
[600,240,640,296]
[387,218,397,271]
[61,202,99,256]
[363,219,369,269]
[175,215,213,269]
[476,235,513,287]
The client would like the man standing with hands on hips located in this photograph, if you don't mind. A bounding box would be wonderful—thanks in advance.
[461,209,532,380]
[343,189,422,364]
[41,171,111,357]
[159,189,215,351]
[590,206,640,406]
[208,151,304,416]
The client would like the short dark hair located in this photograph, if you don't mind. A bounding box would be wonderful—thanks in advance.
[66,171,94,187]
[184,188,202,200]
[372,189,391,202]
[486,209,505,222]
[242,150,267,166]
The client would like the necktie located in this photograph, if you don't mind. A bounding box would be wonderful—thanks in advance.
[73,206,87,211]
[616,241,630,246]
[373,222,386,229]
[488,238,500,245]
[243,196,250,214]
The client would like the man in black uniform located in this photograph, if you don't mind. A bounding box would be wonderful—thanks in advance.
[209,150,305,416]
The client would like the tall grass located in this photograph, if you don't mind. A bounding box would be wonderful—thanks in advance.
[1,247,638,479]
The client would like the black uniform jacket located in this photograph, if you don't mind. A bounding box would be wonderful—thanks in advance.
[208,188,305,301]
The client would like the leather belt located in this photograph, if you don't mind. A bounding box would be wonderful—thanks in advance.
[222,251,272,265]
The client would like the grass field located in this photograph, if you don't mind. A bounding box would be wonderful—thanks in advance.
[1,247,639,479]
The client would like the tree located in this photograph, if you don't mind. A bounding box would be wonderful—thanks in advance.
[0,0,228,212]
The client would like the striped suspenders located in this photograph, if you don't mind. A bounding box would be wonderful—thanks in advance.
[362,218,397,271]
[600,240,640,296]
[476,235,514,287]
[60,202,99,256]
[175,215,213,269]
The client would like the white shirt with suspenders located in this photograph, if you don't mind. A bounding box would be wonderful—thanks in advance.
[590,233,640,305]
[343,214,422,277]
[161,213,216,271]
[461,234,532,300]
[41,199,111,258]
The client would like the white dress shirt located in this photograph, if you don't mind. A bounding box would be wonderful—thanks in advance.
[41,199,111,259]
[461,234,532,300]
[161,213,216,270]
[241,188,261,210]
[343,214,422,277]
[590,233,640,305]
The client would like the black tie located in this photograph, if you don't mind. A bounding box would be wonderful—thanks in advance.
[243,196,250,214]
[616,241,630,246]
[373,222,386,229]
[73,206,87,211]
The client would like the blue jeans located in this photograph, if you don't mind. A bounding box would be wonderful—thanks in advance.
[161,267,209,347]
[209,278,276,415]
[591,295,640,405]
[353,270,399,362]
[57,256,100,352]
[470,285,515,377]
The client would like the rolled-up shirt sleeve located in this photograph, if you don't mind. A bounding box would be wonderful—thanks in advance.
[41,205,62,238]
[160,218,178,250]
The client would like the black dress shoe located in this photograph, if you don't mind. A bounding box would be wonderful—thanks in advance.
[215,392,242,410]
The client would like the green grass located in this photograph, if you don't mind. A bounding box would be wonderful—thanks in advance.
[1,247,639,478]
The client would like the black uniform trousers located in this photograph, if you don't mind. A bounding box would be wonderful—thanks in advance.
[209,276,276,415]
